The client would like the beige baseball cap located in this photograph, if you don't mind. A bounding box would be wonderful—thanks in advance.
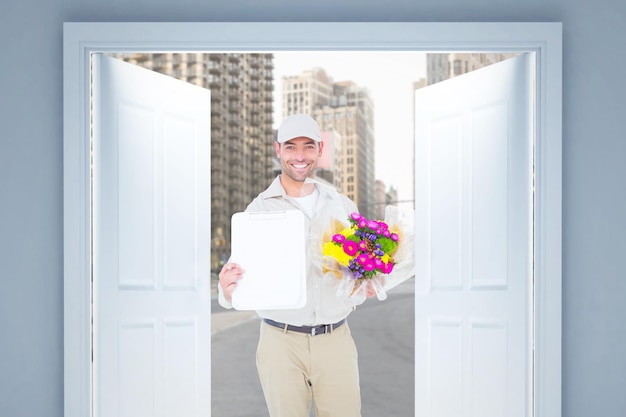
[276,114,321,143]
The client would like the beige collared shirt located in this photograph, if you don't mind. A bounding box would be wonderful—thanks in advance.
[218,175,359,326]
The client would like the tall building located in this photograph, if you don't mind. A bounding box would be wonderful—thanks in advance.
[113,52,275,271]
[426,52,518,85]
[375,180,387,220]
[386,185,398,217]
[281,67,333,116]
[281,68,376,218]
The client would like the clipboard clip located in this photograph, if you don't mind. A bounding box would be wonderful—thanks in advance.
[248,211,288,221]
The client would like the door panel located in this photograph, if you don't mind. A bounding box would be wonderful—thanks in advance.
[92,54,211,417]
[414,54,533,417]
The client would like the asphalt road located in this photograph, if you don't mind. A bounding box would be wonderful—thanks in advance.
[211,280,415,417]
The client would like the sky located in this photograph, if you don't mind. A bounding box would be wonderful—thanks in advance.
[272,51,427,207]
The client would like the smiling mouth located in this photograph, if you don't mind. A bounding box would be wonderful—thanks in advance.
[291,163,309,169]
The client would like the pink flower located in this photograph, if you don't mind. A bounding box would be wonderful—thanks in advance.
[358,219,367,229]
[367,220,379,229]
[381,262,394,274]
[350,212,362,222]
[357,240,369,251]
[383,230,391,238]
[374,258,384,270]
[332,234,346,243]
[391,233,399,242]
[363,260,375,272]
[357,253,369,266]
[343,240,358,256]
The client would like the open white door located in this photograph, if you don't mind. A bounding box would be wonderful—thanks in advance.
[92,54,211,417]
[414,54,533,416]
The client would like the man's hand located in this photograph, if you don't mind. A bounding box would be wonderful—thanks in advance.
[218,263,244,303]
[365,277,386,299]
[365,280,377,298]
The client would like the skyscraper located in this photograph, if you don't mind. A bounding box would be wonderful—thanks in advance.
[426,52,518,85]
[113,52,275,270]
[281,68,376,218]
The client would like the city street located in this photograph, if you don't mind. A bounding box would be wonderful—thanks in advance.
[211,279,415,417]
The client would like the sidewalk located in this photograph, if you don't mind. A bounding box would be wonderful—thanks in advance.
[211,278,259,335]
[211,309,259,335]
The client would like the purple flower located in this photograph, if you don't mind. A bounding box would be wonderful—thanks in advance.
[343,240,358,256]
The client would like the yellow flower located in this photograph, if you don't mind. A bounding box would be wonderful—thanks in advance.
[339,227,355,238]
[323,242,352,267]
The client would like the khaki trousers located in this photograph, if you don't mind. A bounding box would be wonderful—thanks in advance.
[256,320,362,417]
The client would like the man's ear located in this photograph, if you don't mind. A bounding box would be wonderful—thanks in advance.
[274,141,281,157]
[318,140,324,156]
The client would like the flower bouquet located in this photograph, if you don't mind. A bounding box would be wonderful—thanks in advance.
[321,206,414,305]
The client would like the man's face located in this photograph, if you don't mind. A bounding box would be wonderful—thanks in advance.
[274,137,324,183]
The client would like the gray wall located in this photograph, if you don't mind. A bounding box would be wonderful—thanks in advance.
[1,1,625,416]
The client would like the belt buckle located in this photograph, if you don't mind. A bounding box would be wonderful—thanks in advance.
[311,324,328,336]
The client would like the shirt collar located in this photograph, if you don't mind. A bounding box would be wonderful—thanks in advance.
[261,175,337,201]
[261,176,288,199]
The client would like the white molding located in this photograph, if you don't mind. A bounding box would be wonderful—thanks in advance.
[63,22,562,417]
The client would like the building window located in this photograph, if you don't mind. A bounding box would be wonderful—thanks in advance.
[453,60,462,75]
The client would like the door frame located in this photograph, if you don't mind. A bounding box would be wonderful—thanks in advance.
[63,22,562,417]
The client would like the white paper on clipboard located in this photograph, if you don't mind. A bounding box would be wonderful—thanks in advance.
[230,210,307,310]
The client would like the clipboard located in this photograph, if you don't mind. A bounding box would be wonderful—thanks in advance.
[230,210,307,310]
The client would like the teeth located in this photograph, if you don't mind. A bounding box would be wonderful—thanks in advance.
[293,164,307,169]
